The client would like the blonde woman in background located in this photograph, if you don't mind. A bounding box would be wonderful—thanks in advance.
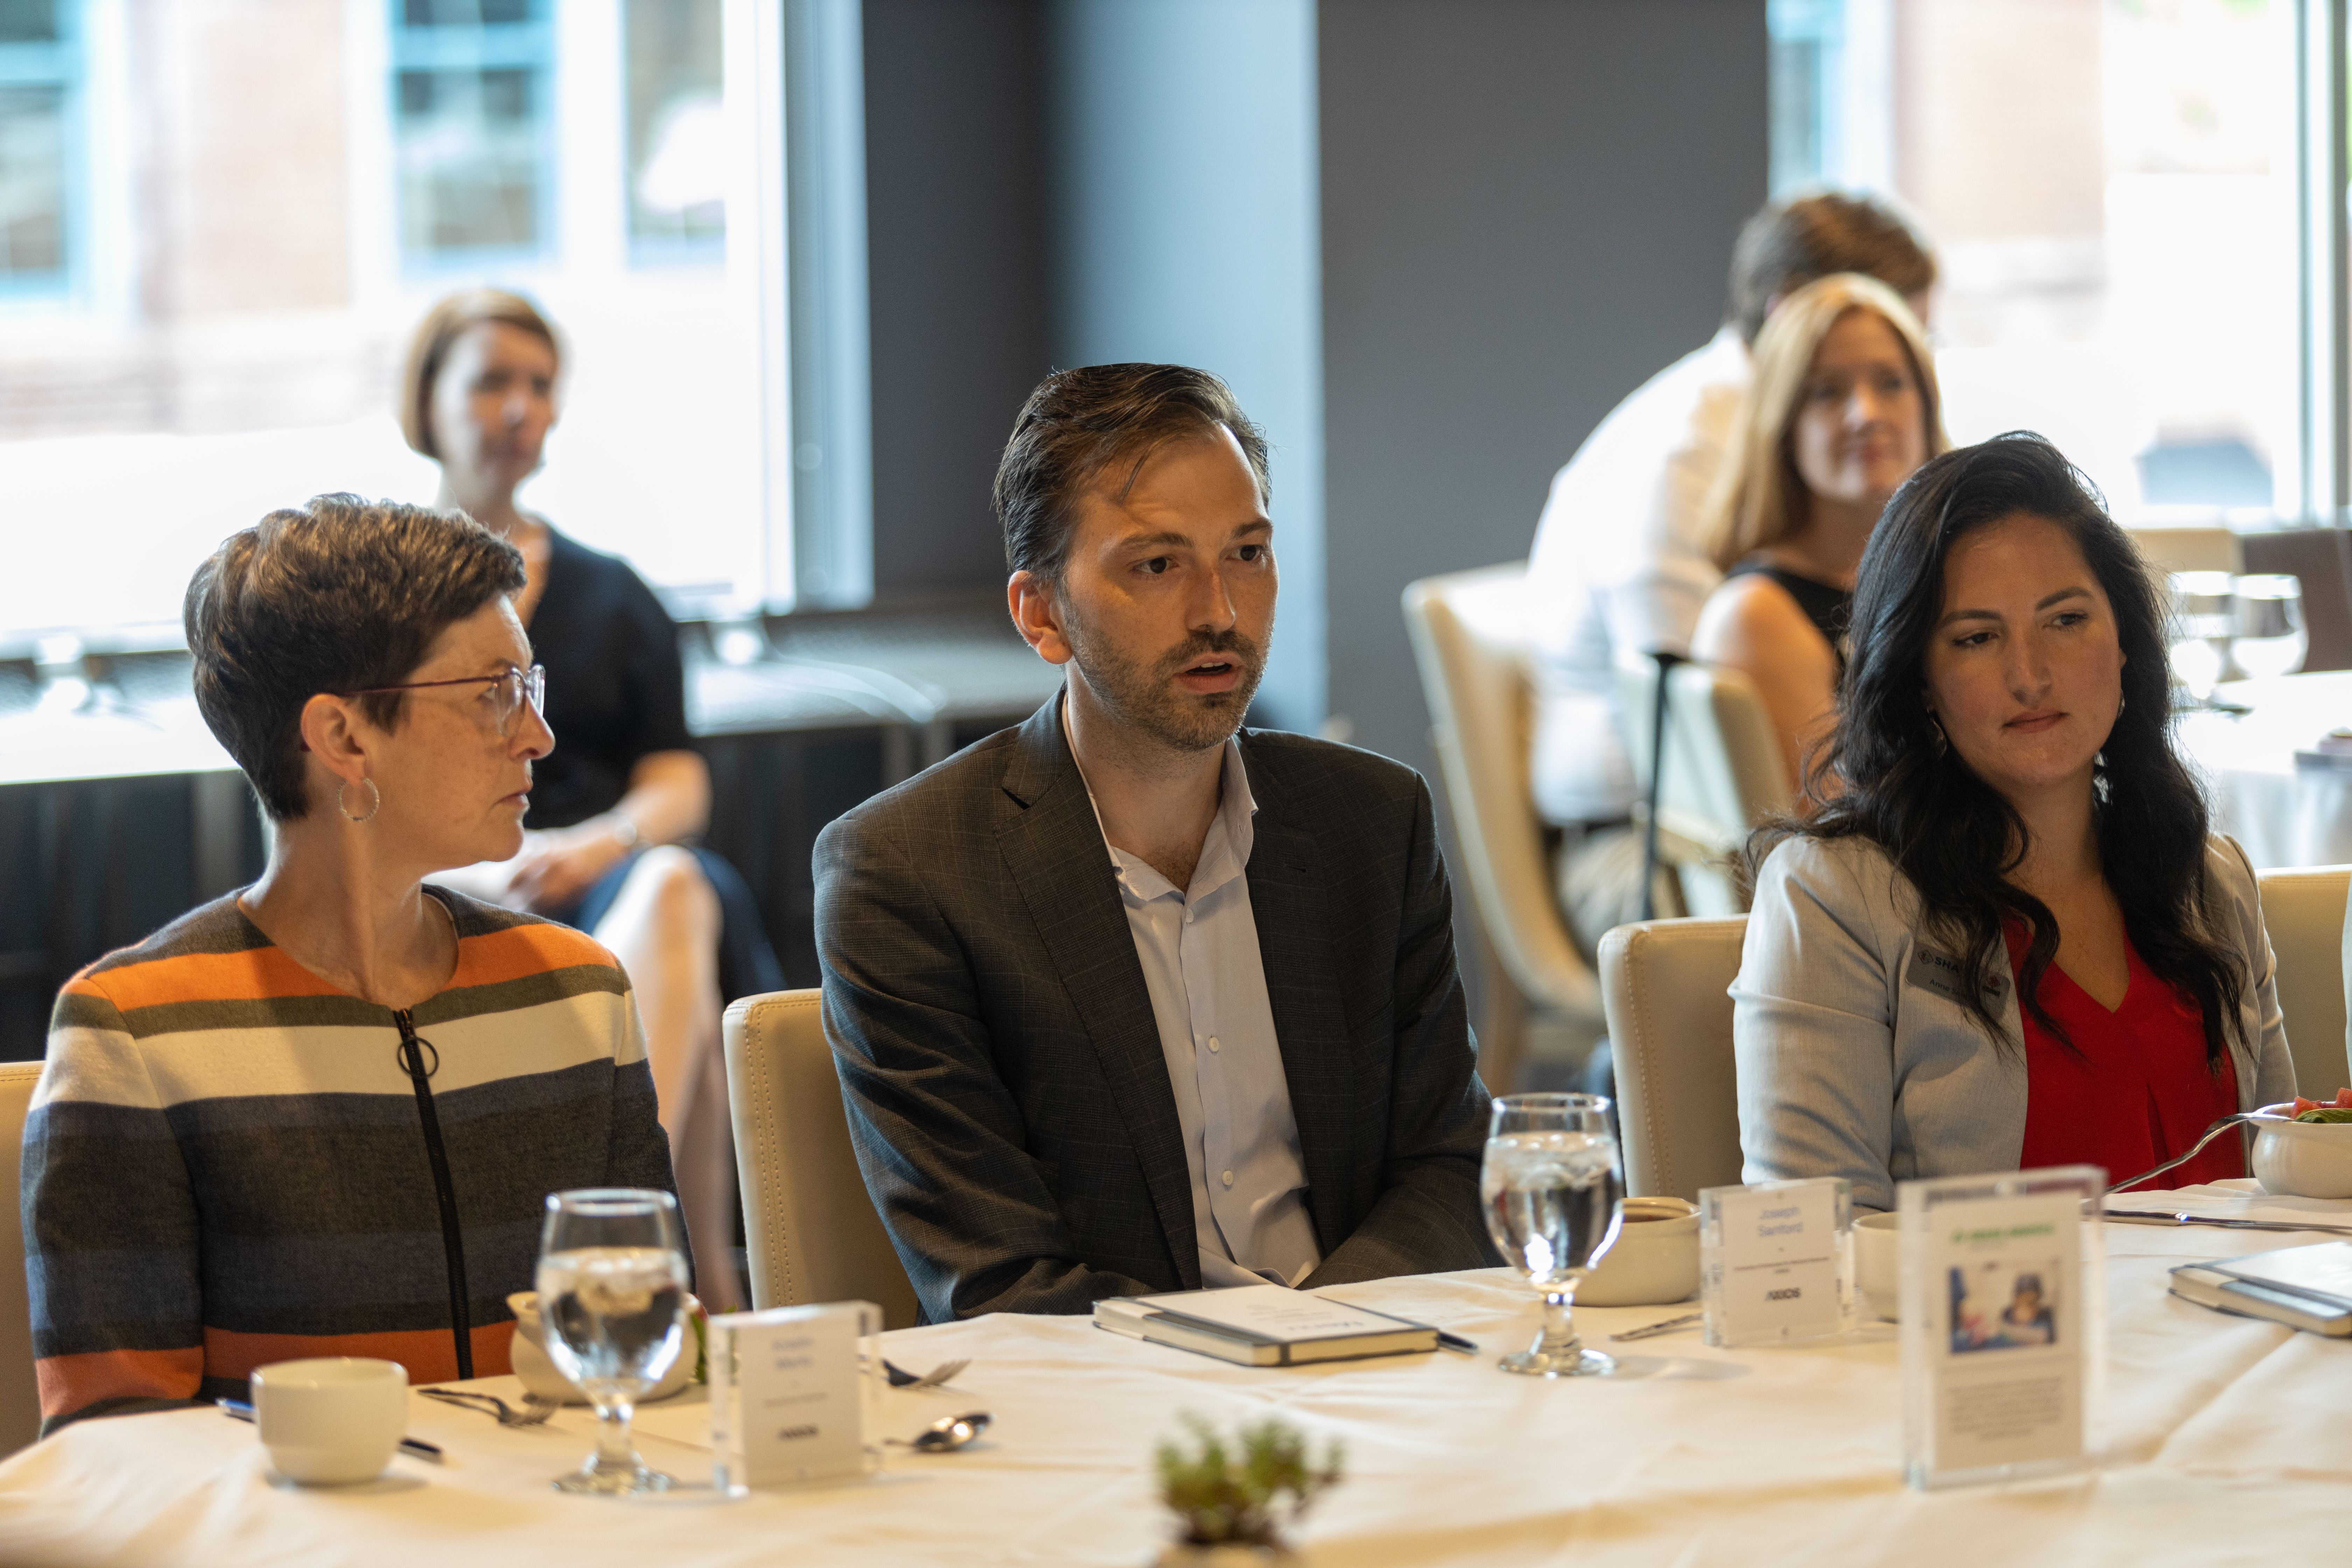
[1693,273,1947,796]
[405,289,779,1310]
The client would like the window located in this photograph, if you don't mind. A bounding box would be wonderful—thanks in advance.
[1769,0,2300,521]
[393,0,556,263]
[0,0,782,642]
[0,0,77,299]
[626,0,725,256]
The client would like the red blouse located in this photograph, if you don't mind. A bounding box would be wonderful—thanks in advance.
[2005,926,2241,1188]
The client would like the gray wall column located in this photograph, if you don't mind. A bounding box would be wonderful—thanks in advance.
[1045,0,1327,734]
[1318,0,1768,772]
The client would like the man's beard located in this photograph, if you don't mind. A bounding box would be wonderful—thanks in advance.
[1065,614,1267,755]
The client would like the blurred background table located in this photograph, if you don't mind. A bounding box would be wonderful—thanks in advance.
[2180,671,2352,870]
[3,1213,2350,1568]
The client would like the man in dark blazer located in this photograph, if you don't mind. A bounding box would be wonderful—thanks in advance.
[815,363,1498,1322]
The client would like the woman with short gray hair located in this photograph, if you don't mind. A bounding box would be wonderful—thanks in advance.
[21,495,680,1434]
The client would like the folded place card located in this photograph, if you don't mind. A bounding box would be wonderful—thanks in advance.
[1899,1166,2103,1490]
[707,1300,880,1493]
[1699,1177,1850,1347]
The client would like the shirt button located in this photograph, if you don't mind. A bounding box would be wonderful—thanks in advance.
[1221,1170,1235,1188]
[1208,1036,1221,1054]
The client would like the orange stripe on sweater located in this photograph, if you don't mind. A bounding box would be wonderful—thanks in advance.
[68,946,345,1011]
[446,923,618,991]
[204,1321,515,1387]
[36,1345,205,1419]
[68,922,616,1015]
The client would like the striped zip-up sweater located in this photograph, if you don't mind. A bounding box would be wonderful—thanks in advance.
[22,887,680,1434]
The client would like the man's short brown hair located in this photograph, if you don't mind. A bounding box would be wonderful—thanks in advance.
[994,364,1269,588]
[399,288,562,459]
[183,495,526,821]
[1727,191,1938,344]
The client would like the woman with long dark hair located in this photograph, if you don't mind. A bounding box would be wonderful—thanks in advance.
[1732,434,2294,1209]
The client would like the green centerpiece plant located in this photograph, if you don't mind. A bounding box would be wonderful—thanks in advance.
[1153,1415,1345,1564]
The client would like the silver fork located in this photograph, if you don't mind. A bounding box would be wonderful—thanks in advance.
[883,1358,969,1390]
[420,1387,560,1427]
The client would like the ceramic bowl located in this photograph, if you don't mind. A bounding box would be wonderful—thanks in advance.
[507,1289,700,1406]
[1852,1212,1901,1322]
[1579,1196,1700,1307]
[2248,1104,2352,1200]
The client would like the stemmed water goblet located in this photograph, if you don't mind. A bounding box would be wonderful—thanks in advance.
[1482,1092,1625,1378]
[536,1188,691,1495]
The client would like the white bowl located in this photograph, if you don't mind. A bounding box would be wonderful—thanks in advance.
[1579,1196,1700,1307]
[250,1357,408,1485]
[507,1290,699,1405]
[1852,1212,1901,1322]
[2249,1104,2352,1200]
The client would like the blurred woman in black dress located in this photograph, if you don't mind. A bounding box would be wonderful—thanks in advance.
[404,289,779,1308]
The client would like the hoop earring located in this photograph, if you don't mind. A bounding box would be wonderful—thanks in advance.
[339,777,381,824]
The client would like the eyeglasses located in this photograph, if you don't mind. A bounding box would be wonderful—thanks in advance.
[337,663,546,736]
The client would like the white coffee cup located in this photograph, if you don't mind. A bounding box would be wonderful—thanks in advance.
[1853,1212,1901,1322]
[250,1358,409,1484]
[1578,1196,1701,1307]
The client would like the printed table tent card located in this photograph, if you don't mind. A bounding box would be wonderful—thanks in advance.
[1699,1177,1851,1347]
[1898,1167,2104,1490]
[708,1301,880,1492]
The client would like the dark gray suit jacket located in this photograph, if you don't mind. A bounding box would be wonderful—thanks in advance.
[814,695,1498,1322]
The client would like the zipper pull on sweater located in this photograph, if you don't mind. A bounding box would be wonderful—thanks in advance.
[395,1008,474,1381]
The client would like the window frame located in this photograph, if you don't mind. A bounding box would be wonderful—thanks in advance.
[387,0,561,272]
[0,0,84,304]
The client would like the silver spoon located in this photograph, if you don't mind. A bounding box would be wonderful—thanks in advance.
[887,1410,991,1452]
[419,1387,558,1428]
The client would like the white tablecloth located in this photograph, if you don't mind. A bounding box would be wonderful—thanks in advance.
[4,1192,2351,1568]
[2179,671,2352,869]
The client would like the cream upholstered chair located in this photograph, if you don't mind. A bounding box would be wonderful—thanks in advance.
[722,990,921,1329]
[2255,864,2352,1100]
[1614,656,1787,916]
[0,1060,44,1456]
[1597,917,1748,1201]
[2123,523,2241,576]
[1402,564,1608,1094]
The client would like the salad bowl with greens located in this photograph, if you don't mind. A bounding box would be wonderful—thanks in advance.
[2249,1091,2352,1199]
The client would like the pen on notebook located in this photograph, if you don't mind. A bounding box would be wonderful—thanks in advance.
[1435,1330,1479,1355]
[216,1398,446,1464]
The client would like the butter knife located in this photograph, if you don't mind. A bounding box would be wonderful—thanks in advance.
[2102,1209,2352,1236]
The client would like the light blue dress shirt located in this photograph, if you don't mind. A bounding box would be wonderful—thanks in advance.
[1069,722,1323,1289]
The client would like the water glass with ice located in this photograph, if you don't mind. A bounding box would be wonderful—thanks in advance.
[1481,1091,1624,1378]
[2230,573,2306,679]
[536,1188,691,1495]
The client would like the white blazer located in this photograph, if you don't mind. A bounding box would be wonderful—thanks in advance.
[1733,831,2296,1211]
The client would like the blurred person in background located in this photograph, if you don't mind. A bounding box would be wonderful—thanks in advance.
[23,498,680,1433]
[405,290,779,1311]
[1693,273,1946,796]
[1526,192,1938,954]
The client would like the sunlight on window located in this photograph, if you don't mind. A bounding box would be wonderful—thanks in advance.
[0,0,762,641]
[1768,0,2297,519]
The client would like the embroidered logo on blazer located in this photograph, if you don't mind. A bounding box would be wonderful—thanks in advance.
[1907,947,2010,1007]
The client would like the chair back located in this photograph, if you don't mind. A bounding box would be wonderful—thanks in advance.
[2124,523,2242,576]
[2254,865,2352,1099]
[1598,917,1748,1201]
[1615,656,1787,915]
[722,990,920,1329]
[0,1061,43,1456]
[1402,565,1605,1088]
